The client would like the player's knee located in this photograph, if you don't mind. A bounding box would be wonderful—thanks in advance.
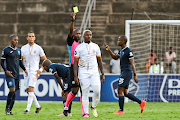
[72,87,79,95]
[72,90,78,95]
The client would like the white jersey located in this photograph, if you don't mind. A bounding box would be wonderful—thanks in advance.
[21,43,45,74]
[74,42,101,75]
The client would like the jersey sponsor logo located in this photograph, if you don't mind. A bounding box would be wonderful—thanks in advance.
[129,52,133,56]
[93,49,95,53]
[49,68,53,73]
[111,78,139,100]
[121,52,124,56]
[34,50,36,54]
[10,51,13,54]
[18,51,20,55]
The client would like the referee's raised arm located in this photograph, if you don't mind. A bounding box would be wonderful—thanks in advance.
[67,12,76,46]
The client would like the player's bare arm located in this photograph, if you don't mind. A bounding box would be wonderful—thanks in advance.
[105,45,119,60]
[36,55,47,78]
[97,57,105,84]
[130,58,138,83]
[69,12,76,37]
[54,73,65,96]
[74,57,79,85]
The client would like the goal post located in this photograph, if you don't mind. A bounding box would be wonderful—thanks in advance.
[124,20,180,102]
[125,20,180,74]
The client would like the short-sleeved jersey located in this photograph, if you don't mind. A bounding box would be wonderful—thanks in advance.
[67,35,80,65]
[1,46,22,79]
[118,47,134,71]
[48,63,69,79]
[110,59,120,74]
[74,42,101,73]
[21,43,45,74]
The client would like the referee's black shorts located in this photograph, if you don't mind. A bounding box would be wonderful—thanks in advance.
[70,64,80,88]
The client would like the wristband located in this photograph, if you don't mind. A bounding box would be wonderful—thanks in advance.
[71,19,75,21]
[134,73,136,76]
[39,68,43,72]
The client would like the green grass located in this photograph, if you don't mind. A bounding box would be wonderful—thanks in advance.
[0,101,180,120]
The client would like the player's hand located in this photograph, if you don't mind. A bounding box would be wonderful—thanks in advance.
[71,12,76,20]
[134,76,138,83]
[61,90,65,97]
[36,69,41,78]
[101,74,105,84]
[5,70,13,77]
[105,45,110,51]
[24,70,28,77]
[74,76,79,85]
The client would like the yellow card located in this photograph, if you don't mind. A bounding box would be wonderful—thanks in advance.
[73,6,79,13]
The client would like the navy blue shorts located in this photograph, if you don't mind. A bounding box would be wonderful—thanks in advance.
[63,72,72,92]
[6,76,19,90]
[70,65,80,88]
[118,70,132,89]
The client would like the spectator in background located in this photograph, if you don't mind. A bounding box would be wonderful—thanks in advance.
[165,47,176,74]
[110,49,120,74]
[145,50,157,73]
[149,58,164,74]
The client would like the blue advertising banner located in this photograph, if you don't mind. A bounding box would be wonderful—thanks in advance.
[0,73,180,102]
[0,73,85,101]
[101,74,180,102]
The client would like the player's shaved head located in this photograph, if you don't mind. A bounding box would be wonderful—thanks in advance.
[42,59,52,67]
[9,35,18,40]
[119,35,127,44]
[73,29,80,34]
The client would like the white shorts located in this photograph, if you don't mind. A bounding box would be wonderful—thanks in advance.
[24,73,37,89]
[79,72,101,90]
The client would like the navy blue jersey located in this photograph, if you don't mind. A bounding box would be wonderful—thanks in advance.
[48,63,69,79]
[1,46,22,79]
[118,47,134,71]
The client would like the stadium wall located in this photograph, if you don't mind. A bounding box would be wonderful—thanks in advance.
[0,73,179,102]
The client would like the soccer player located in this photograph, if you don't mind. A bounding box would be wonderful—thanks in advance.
[42,59,72,117]
[105,35,146,114]
[74,30,105,117]
[62,12,84,117]
[21,31,47,114]
[1,35,28,115]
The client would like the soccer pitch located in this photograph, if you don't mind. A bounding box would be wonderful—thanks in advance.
[0,101,180,120]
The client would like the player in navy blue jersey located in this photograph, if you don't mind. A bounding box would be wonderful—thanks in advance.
[1,35,28,115]
[42,59,73,117]
[105,35,146,114]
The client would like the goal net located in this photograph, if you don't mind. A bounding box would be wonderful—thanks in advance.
[125,20,180,102]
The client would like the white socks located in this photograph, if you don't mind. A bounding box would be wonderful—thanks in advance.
[33,94,40,108]
[26,92,34,111]
[92,85,100,108]
[82,87,89,114]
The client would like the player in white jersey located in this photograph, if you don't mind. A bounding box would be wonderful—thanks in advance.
[74,30,105,117]
[21,31,47,114]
